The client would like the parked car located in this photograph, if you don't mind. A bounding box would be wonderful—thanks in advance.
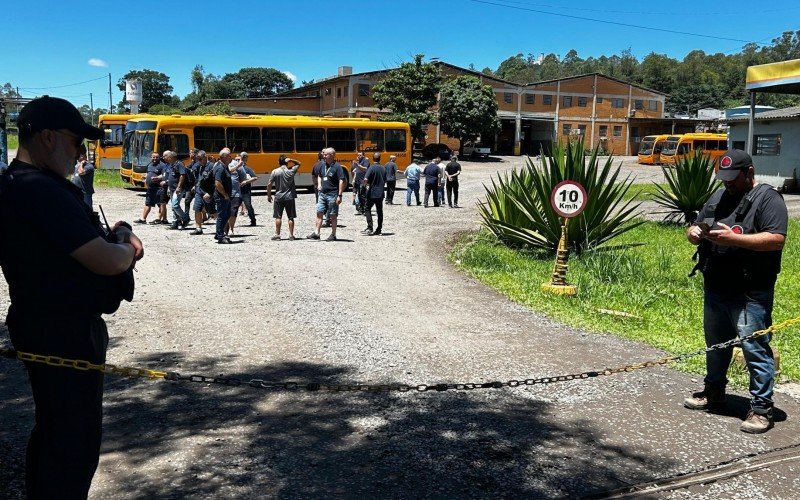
[463,143,491,158]
[421,143,452,160]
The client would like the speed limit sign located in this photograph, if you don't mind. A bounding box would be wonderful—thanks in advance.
[550,180,587,218]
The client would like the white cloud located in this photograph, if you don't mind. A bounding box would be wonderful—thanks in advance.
[283,71,297,82]
[88,58,108,68]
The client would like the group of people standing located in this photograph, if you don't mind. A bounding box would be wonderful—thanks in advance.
[403,153,461,208]
[133,148,257,244]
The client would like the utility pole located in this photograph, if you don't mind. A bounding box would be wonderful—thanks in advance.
[89,93,94,125]
[108,73,113,113]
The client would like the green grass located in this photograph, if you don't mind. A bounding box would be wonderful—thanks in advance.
[623,183,667,201]
[449,220,800,383]
[6,133,18,150]
[94,169,128,188]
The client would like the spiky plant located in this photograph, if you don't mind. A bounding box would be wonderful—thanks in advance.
[652,148,720,224]
[479,140,644,254]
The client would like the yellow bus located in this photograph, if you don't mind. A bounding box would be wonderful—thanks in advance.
[94,114,145,174]
[637,134,670,165]
[121,115,412,188]
[660,132,728,166]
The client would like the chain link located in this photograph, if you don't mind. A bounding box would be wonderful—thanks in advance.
[2,316,799,394]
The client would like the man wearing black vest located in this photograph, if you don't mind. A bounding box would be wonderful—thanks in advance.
[0,96,144,497]
[684,149,787,434]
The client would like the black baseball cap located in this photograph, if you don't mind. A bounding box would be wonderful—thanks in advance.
[716,149,753,181]
[18,95,103,140]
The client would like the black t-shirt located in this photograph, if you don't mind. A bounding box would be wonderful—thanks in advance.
[320,162,345,195]
[212,161,232,197]
[697,184,788,292]
[365,163,386,199]
[0,160,108,313]
[445,160,461,178]
[423,162,440,186]
[167,161,186,190]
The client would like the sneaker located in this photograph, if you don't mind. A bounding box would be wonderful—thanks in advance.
[288,235,296,241]
[326,234,337,242]
[740,409,774,434]
[216,237,232,244]
[181,219,190,229]
[371,230,382,236]
[454,204,460,208]
[361,228,373,235]
[307,233,320,240]
[270,235,281,241]
[249,221,257,227]
[684,386,726,410]
[407,203,411,206]
[190,228,203,235]
[169,223,180,230]
[134,218,147,224]
[416,202,422,206]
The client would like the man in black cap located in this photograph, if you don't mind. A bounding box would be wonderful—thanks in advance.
[0,96,144,497]
[684,149,787,434]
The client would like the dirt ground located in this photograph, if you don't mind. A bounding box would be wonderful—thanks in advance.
[1,155,799,498]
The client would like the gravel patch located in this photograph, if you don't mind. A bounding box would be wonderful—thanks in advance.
[1,156,798,498]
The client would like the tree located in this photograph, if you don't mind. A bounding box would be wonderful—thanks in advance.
[77,105,108,125]
[639,53,677,95]
[495,54,534,83]
[117,69,175,112]
[0,83,21,99]
[372,54,441,144]
[221,67,294,98]
[438,76,500,153]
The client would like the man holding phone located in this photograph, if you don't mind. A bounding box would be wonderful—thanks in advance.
[684,149,788,434]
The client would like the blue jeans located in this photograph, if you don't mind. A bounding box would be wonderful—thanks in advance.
[83,192,93,208]
[214,196,231,240]
[171,191,189,223]
[406,180,420,205]
[704,289,775,413]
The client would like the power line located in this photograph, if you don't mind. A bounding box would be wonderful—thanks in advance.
[492,0,784,17]
[18,75,107,91]
[467,0,758,44]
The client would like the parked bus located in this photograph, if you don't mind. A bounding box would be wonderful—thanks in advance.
[637,134,670,165]
[120,115,412,188]
[660,132,728,166]
[94,114,144,172]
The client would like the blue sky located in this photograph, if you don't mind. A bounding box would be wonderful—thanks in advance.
[2,0,796,110]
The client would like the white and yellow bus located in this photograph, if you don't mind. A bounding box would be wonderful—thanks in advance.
[93,114,145,173]
[121,115,412,188]
[660,133,728,166]
[637,134,670,165]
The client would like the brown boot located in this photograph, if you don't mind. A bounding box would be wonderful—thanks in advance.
[740,410,774,434]
[683,386,726,410]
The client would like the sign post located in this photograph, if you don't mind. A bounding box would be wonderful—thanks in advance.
[125,79,142,114]
[541,180,587,296]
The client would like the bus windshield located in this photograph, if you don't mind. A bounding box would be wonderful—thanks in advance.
[662,137,680,155]
[123,131,155,170]
[639,139,655,155]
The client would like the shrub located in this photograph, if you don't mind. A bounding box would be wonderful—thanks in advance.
[479,140,644,254]
[652,149,720,224]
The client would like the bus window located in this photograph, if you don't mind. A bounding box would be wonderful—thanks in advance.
[385,129,407,151]
[101,124,124,146]
[262,127,294,152]
[158,133,190,160]
[327,128,356,152]
[694,140,706,152]
[226,127,261,153]
[677,144,688,155]
[357,129,384,152]
[194,127,226,154]
[296,128,326,152]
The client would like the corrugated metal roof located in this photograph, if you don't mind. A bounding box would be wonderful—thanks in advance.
[726,106,800,122]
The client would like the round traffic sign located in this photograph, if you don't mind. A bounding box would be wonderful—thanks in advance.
[550,180,587,218]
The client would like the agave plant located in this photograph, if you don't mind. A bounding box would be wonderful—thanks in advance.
[652,148,720,224]
[479,140,644,254]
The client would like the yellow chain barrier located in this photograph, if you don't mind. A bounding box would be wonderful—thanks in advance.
[1,315,799,390]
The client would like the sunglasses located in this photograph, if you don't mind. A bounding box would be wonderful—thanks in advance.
[54,129,84,150]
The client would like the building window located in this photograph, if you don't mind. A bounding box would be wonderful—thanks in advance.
[597,97,604,103]
[563,96,573,107]
[344,86,349,97]
[325,87,332,95]
[599,125,608,137]
[504,92,513,104]
[612,98,625,108]
[543,94,553,105]
[634,99,644,110]
[562,123,571,135]
[648,100,658,111]
[578,124,587,135]
[613,126,622,137]
[358,84,370,97]
[525,93,535,104]
[754,134,781,155]
[336,87,342,98]
[578,97,588,107]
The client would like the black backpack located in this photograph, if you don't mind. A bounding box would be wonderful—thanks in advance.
[184,163,197,187]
